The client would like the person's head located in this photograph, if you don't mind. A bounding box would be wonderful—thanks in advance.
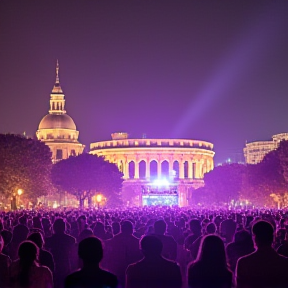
[77,215,87,230]
[140,235,163,257]
[1,229,12,246]
[18,240,39,264]
[32,216,42,229]
[93,222,105,235]
[201,218,210,229]
[112,222,120,235]
[154,220,166,235]
[189,219,201,235]
[18,215,27,225]
[206,223,216,234]
[276,228,286,242]
[53,218,66,234]
[27,232,44,249]
[121,220,133,234]
[42,217,51,228]
[197,235,227,268]
[234,229,253,245]
[78,236,103,265]
[78,228,93,242]
[252,220,274,248]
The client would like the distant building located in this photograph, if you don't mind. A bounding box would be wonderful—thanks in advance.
[244,133,288,164]
[90,133,215,207]
[36,61,84,163]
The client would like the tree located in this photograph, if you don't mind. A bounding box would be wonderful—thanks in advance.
[245,141,288,208]
[51,153,123,208]
[0,134,54,204]
[195,163,246,207]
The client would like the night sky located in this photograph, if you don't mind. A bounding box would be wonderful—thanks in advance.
[1,1,288,164]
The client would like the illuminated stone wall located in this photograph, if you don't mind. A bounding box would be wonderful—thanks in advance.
[244,133,288,164]
[90,136,215,206]
[36,61,84,163]
[36,127,84,163]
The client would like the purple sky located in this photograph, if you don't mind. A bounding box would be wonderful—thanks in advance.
[1,0,288,164]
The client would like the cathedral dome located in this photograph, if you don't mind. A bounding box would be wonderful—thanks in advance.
[38,114,76,130]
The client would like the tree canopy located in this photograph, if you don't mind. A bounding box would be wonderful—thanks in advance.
[193,163,246,207]
[244,141,288,207]
[51,153,123,208]
[0,134,54,203]
[194,140,288,208]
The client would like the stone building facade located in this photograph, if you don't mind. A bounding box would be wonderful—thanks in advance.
[90,133,215,207]
[36,61,84,163]
[244,133,288,164]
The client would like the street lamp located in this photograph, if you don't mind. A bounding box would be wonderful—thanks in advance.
[96,194,102,209]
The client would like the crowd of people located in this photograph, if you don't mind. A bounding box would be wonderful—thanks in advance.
[1,206,288,288]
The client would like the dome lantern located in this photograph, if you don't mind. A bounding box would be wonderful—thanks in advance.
[36,61,85,162]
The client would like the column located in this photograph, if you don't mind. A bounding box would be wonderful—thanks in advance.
[179,161,184,179]
[169,160,173,178]
[123,161,129,179]
[145,160,150,179]
[203,160,207,175]
[195,161,201,179]
[188,161,193,179]
[134,161,139,179]
[118,160,123,173]
[210,159,214,171]
[157,160,162,178]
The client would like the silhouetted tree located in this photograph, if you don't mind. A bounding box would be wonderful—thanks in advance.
[245,141,288,208]
[51,153,123,208]
[0,134,54,204]
[195,163,246,206]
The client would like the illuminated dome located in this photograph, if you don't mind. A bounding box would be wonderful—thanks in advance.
[38,114,76,130]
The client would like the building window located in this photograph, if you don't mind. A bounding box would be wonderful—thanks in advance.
[56,149,63,160]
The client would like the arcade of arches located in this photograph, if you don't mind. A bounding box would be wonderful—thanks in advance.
[90,137,215,207]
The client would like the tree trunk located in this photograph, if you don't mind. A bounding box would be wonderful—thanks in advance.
[88,195,92,208]
[79,197,84,209]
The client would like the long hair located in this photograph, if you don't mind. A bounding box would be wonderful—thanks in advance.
[196,235,228,270]
[17,241,39,287]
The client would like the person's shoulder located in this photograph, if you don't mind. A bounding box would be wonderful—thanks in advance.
[99,268,118,279]
[226,241,234,249]
[41,248,54,259]
[45,235,53,243]
[65,270,81,280]
[65,270,82,286]
[38,264,52,272]
[0,253,10,261]
[63,233,76,242]
[127,260,143,271]
[164,234,177,242]
[276,252,288,264]
[97,269,118,287]
[33,264,53,278]
[188,261,201,272]
[162,257,180,268]
[237,250,256,265]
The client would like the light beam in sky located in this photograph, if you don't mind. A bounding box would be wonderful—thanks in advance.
[172,4,287,138]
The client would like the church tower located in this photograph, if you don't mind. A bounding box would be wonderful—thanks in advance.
[36,61,85,162]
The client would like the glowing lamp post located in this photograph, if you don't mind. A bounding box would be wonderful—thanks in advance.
[96,194,102,209]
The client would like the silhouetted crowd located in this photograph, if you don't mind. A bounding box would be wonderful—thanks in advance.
[1,206,288,288]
